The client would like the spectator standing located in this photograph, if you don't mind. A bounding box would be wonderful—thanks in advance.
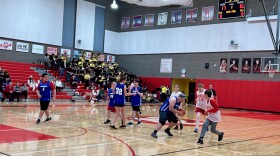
[160,85,168,102]
[209,85,218,101]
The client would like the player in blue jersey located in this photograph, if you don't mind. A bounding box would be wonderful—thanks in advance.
[104,81,116,124]
[128,79,143,126]
[151,93,186,138]
[110,76,136,129]
[36,73,56,124]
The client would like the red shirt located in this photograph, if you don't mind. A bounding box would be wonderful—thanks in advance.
[207,99,219,113]
[5,85,13,92]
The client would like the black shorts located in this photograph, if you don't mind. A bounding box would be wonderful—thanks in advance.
[114,104,125,107]
[159,111,178,124]
[40,101,50,110]
[132,106,140,112]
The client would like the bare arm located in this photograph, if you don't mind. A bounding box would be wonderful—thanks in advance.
[168,97,180,114]
[124,85,136,96]
[36,89,41,98]
[136,87,143,97]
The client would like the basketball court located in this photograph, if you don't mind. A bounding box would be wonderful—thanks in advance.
[0,102,279,156]
[1,0,280,155]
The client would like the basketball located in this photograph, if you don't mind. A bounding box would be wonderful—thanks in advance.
[178,109,186,116]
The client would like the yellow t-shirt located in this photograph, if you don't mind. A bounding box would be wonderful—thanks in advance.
[84,74,90,80]
[161,87,167,94]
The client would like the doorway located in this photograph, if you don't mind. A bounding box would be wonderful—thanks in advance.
[171,78,196,104]
[188,82,196,104]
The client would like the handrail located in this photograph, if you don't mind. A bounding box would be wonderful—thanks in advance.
[36,59,41,70]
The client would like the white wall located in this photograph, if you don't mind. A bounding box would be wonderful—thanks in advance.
[104,30,120,53]
[105,21,276,55]
[75,0,95,51]
[0,0,64,46]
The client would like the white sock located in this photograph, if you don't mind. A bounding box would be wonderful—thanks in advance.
[196,113,200,129]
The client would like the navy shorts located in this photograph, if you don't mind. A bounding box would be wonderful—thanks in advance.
[159,111,178,123]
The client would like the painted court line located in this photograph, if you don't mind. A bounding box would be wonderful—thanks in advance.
[11,141,121,156]
[152,134,280,155]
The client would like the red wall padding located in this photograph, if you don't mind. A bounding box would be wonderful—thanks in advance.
[139,77,171,92]
[198,79,280,112]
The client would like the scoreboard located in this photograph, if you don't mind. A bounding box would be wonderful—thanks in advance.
[218,0,246,19]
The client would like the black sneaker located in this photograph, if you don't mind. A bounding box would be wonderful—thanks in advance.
[110,125,117,129]
[137,121,142,126]
[120,125,126,129]
[218,132,224,141]
[174,126,179,130]
[197,138,203,144]
[180,123,183,130]
[164,128,173,136]
[44,117,52,122]
[104,120,111,124]
[151,132,158,138]
[36,119,40,124]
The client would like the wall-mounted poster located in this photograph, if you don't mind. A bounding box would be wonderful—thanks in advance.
[61,48,71,57]
[186,8,198,22]
[85,52,92,60]
[98,54,105,62]
[220,58,227,73]
[107,55,115,63]
[229,58,239,73]
[242,58,251,73]
[73,50,81,58]
[133,15,142,28]
[47,47,58,55]
[160,58,172,73]
[145,14,154,26]
[171,10,182,24]
[253,58,261,73]
[158,12,168,25]
[121,17,130,29]
[202,6,215,21]
[0,40,13,50]
[16,42,29,52]
[32,44,44,54]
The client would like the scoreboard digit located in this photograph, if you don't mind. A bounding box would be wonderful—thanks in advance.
[218,0,246,19]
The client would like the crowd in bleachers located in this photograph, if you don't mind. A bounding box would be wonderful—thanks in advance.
[0,68,30,102]
[0,51,156,103]
[43,51,162,103]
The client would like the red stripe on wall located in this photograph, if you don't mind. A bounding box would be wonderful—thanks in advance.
[198,79,280,112]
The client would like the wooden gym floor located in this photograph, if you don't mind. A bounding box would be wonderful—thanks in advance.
[0,102,279,156]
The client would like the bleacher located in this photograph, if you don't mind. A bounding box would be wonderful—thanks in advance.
[0,61,72,100]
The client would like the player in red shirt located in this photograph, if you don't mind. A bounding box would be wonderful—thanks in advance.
[197,90,224,144]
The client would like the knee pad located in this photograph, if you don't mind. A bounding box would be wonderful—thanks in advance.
[159,121,166,126]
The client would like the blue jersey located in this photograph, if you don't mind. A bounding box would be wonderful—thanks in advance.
[108,88,115,107]
[159,97,180,112]
[39,81,52,101]
[115,83,125,105]
[131,86,142,106]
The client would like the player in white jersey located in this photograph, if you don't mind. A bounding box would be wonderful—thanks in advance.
[194,83,207,133]
[197,90,224,144]
[171,84,183,130]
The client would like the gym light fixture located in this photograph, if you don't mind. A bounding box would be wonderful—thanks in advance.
[111,0,118,9]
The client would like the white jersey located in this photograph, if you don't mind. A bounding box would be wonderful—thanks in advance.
[206,98,222,122]
[196,89,206,110]
[170,91,182,97]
